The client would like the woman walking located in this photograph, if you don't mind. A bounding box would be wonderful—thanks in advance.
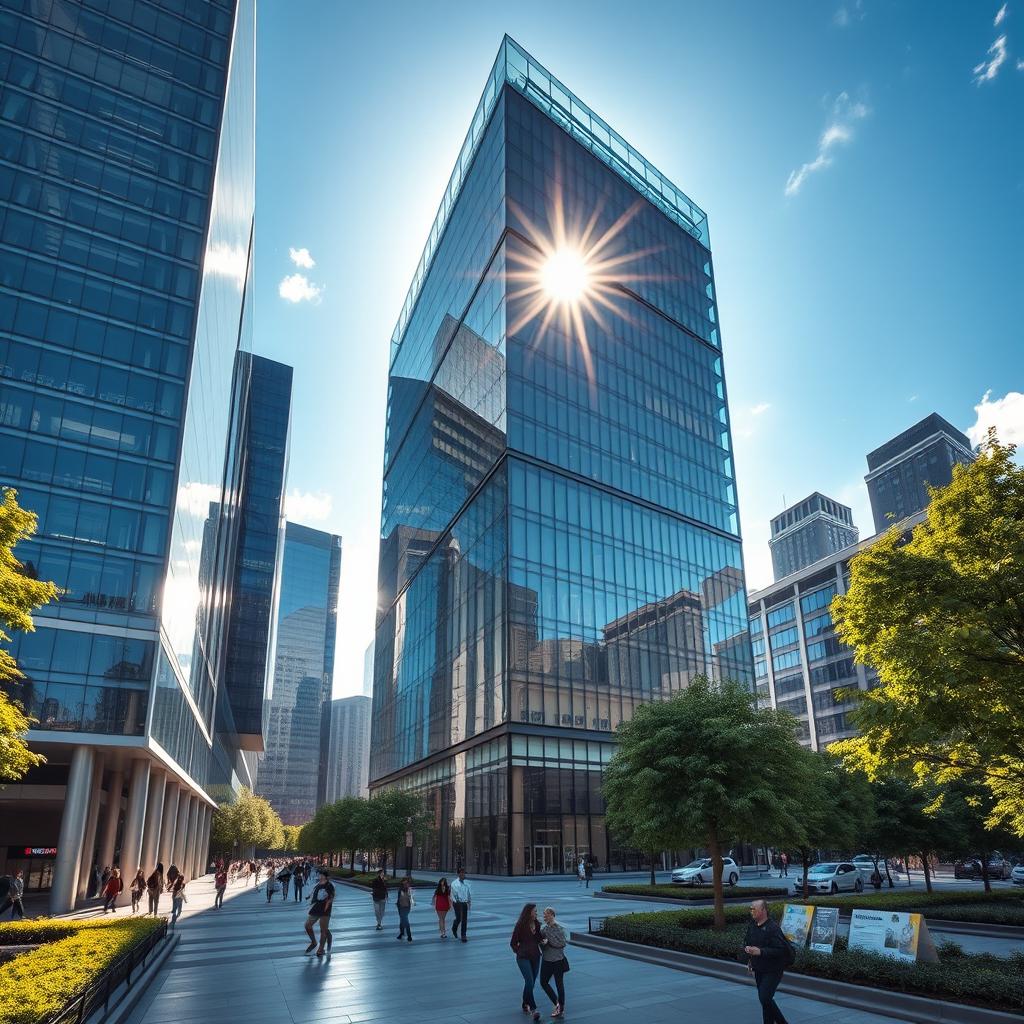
[278,862,292,901]
[129,868,146,913]
[304,868,335,957]
[146,864,163,915]
[510,903,542,1021]
[101,867,122,913]
[539,906,568,1019]
[169,874,187,927]
[432,877,451,938]
[371,869,388,930]
[396,878,414,942]
[214,864,228,909]
[265,868,279,903]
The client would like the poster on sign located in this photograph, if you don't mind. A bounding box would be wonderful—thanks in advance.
[809,907,839,953]
[848,910,938,963]
[780,904,813,948]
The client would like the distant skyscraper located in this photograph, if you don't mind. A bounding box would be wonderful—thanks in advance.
[257,523,341,825]
[370,37,750,875]
[865,413,974,533]
[769,493,858,581]
[0,0,255,911]
[326,695,371,801]
[362,641,374,698]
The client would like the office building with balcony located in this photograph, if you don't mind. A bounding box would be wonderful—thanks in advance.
[256,522,341,825]
[370,37,751,875]
[325,695,371,802]
[0,0,256,910]
[768,492,858,581]
[865,413,974,533]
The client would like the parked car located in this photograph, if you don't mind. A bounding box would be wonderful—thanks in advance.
[793,862,864,895]
[954,855,1013,880]
[851,854,880,883]
[671,857,740,886]
[1011,864,1024,887]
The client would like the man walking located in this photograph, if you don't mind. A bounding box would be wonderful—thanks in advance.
[779,852,788,878]
[743,899,793,1024]
[451,867,472,943]
[6,871,25,919]
[370,869,388,930]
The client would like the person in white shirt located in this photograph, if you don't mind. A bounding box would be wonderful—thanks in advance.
[451,868,472,942]
[576,858,586,886]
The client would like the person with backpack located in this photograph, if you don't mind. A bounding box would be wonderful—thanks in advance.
[146,864,163,915]
[743,899,793,1024]
[129,868,146,913]
[370,869,388,930]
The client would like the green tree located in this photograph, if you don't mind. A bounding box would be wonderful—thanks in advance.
[0,489,59,783]
[357,790,429,876]
[281,824,302,852]
[603,677,809,929]
[210,788,284,854]
[830,434,1024,835]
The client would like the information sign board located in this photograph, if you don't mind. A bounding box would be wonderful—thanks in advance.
[780,903,813,948]
[809,907,839,953]
[848,909,938,963]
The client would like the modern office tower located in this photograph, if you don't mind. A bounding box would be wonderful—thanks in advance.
[257,523,341,825]
[0,1,255,909]
[370,37,750,875]
[362,640,374,698]
[865,413,974,533]
[325,695,371,802]
[768,492,858,581]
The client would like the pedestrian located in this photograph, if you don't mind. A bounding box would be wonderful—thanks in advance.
[146,864,163,915]
[779,852,789,878]
[89,863,102,898]
[361,854,368,874]
[451,867,471,942]
[7,870,25,920]
[539,906,568,1019]
[101,865,111,890]
[214,865,228,909]
[254,861,262,887]
[278,863,292,901]
[129,868,146,913]
[166,863,180,889]
[293,863,305,903]
[510,902,542,1021]
[432,877,451,938]
[266,870,279,903]
[743,898,794,1024]
[102,868,122,913]
[584,859,593,888]
[170,875,187,927]
[304,868,334,957]
[396,877,414,942]
[371,869,388,930]
[576,857,586,887]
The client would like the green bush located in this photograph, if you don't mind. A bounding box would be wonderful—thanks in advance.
[0,918,163,1024]
[599,912,1024,1013]
[805,889,1024,926]
[329,871,433,889]
[601,884,790,900]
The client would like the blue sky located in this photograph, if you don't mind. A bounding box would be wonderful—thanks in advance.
[252,0,1024,697]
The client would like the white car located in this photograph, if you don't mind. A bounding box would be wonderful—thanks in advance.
[851,854,880,884]
[671,857,740,886]
[793,862,864,895]
[1011,864,1024,887]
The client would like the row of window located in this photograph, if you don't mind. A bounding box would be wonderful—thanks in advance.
[772,648,802,673]
[806,636,846,663]
[6,624,154,680]
[6,454,172,510]
[803,611,832,638]
[2,677,147,735]
[800,583,837,615]
[768,624,799,651]
[766,602,795,628]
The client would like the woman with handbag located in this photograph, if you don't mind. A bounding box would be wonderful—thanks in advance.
[510,903,542,1021]
[129,868,146,913]
[539,906,569,1019]
[396,877,414,942]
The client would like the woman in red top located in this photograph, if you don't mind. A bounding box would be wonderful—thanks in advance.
[510,902,542,1021]
[432,877,452,938]
[102,867,122,913]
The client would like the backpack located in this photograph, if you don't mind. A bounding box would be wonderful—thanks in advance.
[780,930,797,967]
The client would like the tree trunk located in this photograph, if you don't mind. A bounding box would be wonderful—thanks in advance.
[980,851,992,894]
[921,851,932,893]
[799,848,812,899]
[649,849,657,888]
[350,849,355,871]
[392,849,397,878]
[884,859,894,888]
[870,854,882,889]
[708,832,726,931]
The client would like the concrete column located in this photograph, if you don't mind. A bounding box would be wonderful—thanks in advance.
[139,769,166,876]
[76,755,105,902]
[184,797,200,879]
[115,759,150,906]
[96,768,124,873]
[196,805,211,876]
[49,746,95,916]
[171,790,191,871]
[157,782,180,871]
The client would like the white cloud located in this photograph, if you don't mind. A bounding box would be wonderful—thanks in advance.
[278,273,322,304]
[175,481,222,519]
[750,402,772,416]
[994,2,1008,25]
[285,488,334,524]
[833,1,864,27]
[973,34,1008,83]
[785,92,870,196]
[1017,58,1024,69]
[204,242,248,289]
[289,247,315,269]
[966,390,1024,447]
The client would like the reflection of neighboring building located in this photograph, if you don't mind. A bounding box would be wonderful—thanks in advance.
[326,695,372,801]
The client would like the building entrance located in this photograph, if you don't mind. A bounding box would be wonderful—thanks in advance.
[532,844,557,874]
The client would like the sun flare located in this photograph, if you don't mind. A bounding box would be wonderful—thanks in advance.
[540,247,590,304]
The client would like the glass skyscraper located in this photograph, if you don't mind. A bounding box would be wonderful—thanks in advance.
[370,37,750,875]
[257,522,341,826]
[768,492,858,581]
[0,0,255,911]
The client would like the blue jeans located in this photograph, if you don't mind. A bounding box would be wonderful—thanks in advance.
[517,956,540,1011]
[398,906,412,938]
[171,897,184,925]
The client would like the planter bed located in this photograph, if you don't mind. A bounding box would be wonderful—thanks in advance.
[596,909,1024,1016]
[803,890,1024,928]
[600,883,790,901]
[329,871,434,889]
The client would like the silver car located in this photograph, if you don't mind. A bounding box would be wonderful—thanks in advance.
[793,861,864,895]
[1011,864,1024,887]
[671,857,740,886]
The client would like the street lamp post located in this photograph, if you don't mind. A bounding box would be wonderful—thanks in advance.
[405,817,413,879]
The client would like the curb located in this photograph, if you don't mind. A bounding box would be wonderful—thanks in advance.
[570,931,1021,1024]
[94,930,180,1024]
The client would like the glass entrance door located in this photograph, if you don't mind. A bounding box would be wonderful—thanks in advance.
[533,845,556,874]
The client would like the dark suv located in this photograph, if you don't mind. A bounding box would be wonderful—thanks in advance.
[954,855,1012,880]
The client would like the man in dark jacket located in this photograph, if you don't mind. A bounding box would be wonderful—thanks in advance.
[743,899,792,1024]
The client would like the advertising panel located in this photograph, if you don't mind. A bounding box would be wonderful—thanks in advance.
[780,903,814,948]
[848,909,938,962]
[809,907,839,953]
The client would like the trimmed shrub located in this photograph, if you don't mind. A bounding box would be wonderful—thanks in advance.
[329,871,433,889]
[805,889,1024,927]
[601,884,790,900]
[0,918,163,1024]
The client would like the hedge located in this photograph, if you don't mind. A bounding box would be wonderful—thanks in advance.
[599,913,1024,1013]
[0,918,163,1024]
[601,884,790,901]
[804,889,1024,927]
[329,871,434,889]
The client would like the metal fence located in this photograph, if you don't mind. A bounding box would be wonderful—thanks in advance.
[48,920,168,1024]
[588,916,607,935]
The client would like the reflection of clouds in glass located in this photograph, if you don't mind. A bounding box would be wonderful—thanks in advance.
[161,556,201,668]
[204,241,248,289]
[176,481,222,519]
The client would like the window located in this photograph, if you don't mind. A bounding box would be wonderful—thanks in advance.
[766,603,795,628]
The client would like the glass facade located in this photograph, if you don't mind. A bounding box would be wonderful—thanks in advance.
[0,0,255,792]
[371,38,751,873]
[257,522,341,825]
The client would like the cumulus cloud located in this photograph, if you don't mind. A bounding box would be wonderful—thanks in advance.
[750,402,772,416]
[994,2,1008,25]
[286,488,334,524]
[967,390,1024,448]
[279,273,322,304]
[785,92,870,197]
[289,247,315,269]
[973,34,1008,83]
[204,242,248,289]
[175,481,222,519]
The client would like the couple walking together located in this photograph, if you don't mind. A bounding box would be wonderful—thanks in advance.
[510,903,569,1020]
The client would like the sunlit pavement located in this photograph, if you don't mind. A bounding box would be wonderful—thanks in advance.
[124,873,918,1024]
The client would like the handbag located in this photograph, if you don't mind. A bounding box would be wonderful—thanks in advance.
[561,955,570,973]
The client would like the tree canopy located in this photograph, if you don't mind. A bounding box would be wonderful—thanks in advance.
[0,488,59,783]
[830,434,1024,835]
[211,787,284,853]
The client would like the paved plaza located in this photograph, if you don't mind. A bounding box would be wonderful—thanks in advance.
[124,873,914,1024]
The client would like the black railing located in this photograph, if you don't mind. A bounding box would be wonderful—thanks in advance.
[48,920,168,1024]
[587,916,607,935]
